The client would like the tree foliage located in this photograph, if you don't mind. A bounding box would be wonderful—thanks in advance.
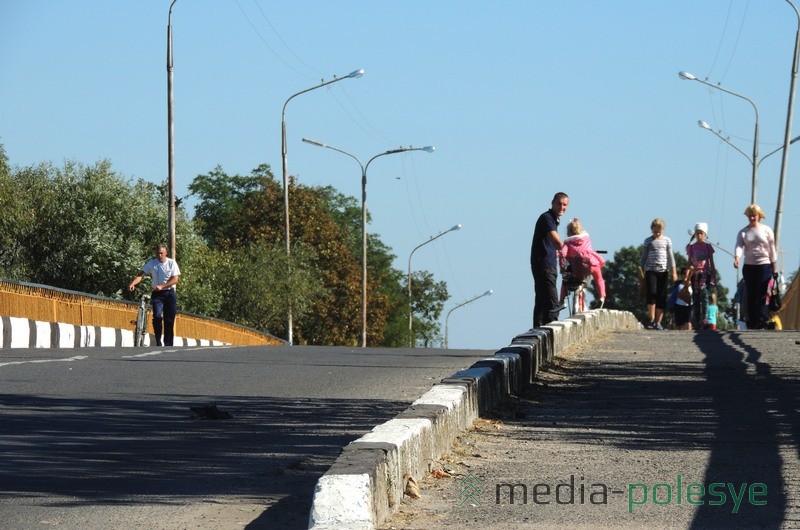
[0,147,451,346]
[0,159,172,296]
[408,271,449,347]
[187,163,448,345]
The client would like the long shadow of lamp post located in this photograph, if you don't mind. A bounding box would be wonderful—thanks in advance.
[302,138,435,347]
[280,69,364,344]
[407,224,462,348]
[444,290,493,349]
[680,71,759,204]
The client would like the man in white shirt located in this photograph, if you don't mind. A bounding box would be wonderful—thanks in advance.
[128,244,181,346]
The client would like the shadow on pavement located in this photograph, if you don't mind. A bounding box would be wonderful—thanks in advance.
[0,393,406,529]
[690,331,800,529]
[497,331,799,528]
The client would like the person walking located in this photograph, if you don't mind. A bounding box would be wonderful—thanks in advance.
[706,292,719,331]
[639,218,677,330]
[128,244,181,346]
[686,222,716,329]
[734,204,777,330]
[531,192,569,327]
[668,266,693,330]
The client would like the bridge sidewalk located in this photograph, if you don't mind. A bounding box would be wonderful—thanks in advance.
[380,329,800,529]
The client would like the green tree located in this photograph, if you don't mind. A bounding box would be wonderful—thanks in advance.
[188,164,450,346]
[0,148,451,346]
[179,242,325,334]
[595,246,648,322]
[0,145,32,280]
[0,159,174,296]
[408,270,449,347]
[189,164,271,247]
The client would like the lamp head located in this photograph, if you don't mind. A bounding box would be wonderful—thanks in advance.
[348,69,365,78]
[451,223,462,231]
[302,138,326,148]
[679,71,696,81]
[421,146,435,153]
[698,120,711,130]
[484,289,494,296]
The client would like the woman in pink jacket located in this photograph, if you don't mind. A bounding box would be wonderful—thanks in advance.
[558,218,606,308]
[734,204,778,329]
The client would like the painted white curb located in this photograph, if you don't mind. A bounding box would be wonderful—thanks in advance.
[0,315,228,349]
[307,308,640,529]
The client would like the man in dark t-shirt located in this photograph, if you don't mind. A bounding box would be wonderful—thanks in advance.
[530,192,569,327]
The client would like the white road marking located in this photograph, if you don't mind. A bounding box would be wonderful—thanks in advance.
[0,355,88,368]
[121,345,231,359]
[122,349,179,358]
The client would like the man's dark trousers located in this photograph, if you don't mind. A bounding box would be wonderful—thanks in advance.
[151,289,177,346]
[533,266,558,328]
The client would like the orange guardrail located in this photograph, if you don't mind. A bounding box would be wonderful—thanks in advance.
[0,279,283,346]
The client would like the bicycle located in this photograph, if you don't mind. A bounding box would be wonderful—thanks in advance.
[560,250,607,316]
[561,265,591,315]
[131,293,150,347]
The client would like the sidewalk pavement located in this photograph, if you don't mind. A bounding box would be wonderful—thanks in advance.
[380,329,800,529]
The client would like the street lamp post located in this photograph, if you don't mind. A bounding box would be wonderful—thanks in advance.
[680,71,760,203]
[697,121,800,169]
[407,224,462,348]
[302,138,435,347]
[444,290,493,349]
[776,0,800,250]
[280,69,364,344]
[167,0,178,260]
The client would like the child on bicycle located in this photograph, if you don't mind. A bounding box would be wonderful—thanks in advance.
[558,218,606,308]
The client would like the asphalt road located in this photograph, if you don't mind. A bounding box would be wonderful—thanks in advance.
[0,344,493,529]
[380,330,800,530]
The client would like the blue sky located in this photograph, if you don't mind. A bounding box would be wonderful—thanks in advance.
[1,1,798,349]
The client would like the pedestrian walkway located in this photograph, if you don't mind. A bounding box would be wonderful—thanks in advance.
[380,329,800,529]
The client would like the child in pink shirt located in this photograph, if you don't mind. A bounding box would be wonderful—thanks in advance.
[558,218,606,307]
[686,222,716,329]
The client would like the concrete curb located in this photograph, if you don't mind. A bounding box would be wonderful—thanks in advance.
[0,315,227,349]
[307,308,641,529]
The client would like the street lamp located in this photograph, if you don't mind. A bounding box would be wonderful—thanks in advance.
[776,0,800,251]
[302,138,435,347]
[680,71,759,203]
[280,68,364,344]
[166,0,178,260]
[407,224,462,348]
[444,290,493,349]
[697,121,800,168]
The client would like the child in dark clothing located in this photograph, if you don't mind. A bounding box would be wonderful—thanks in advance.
[668,267,693,330]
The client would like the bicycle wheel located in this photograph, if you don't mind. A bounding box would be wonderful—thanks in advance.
[135,299,147,347]
[570,287,581,315]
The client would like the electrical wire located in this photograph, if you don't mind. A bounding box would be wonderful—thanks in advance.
[719,0,750,82]
[234,0,450,291]
[232,0,309,77]
[707,0,735,79]
[251,0,322,78]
